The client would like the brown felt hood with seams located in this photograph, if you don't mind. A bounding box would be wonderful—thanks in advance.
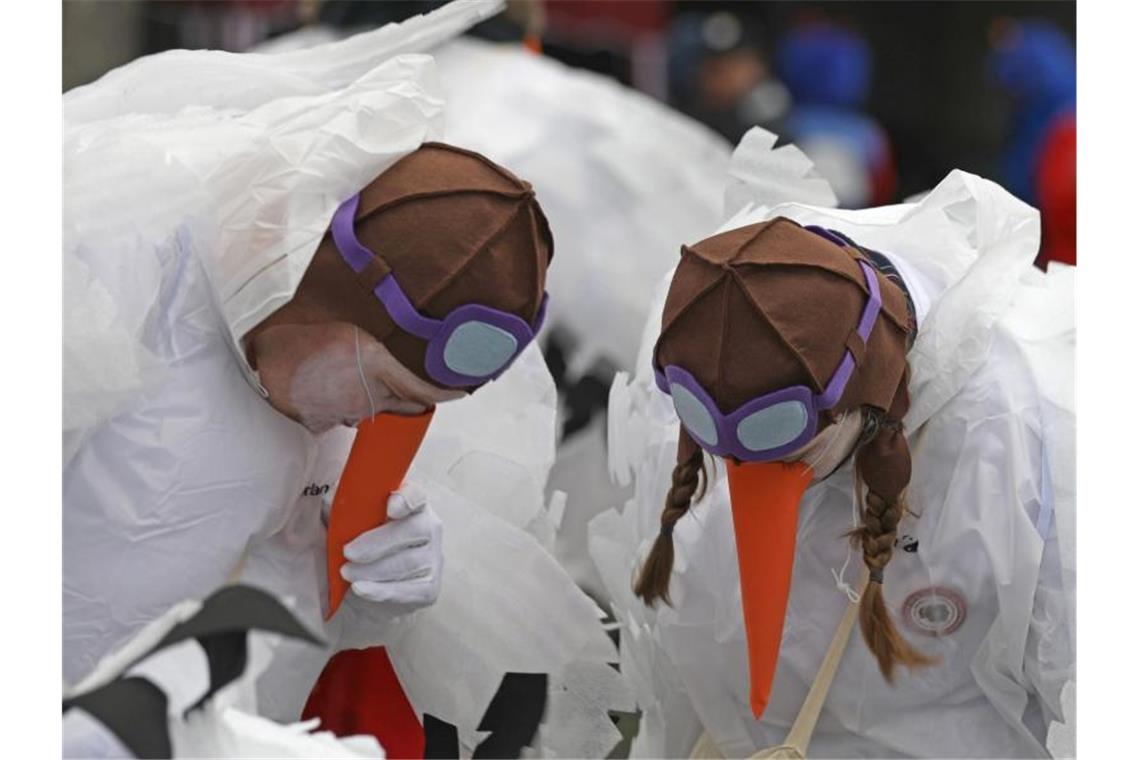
[654,217,913,430]
[255,141,553,388]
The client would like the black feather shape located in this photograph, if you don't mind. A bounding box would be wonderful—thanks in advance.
[417,672,549,760]
[152,584,322,655]
[423,713,460,759]
[472,672,547,759]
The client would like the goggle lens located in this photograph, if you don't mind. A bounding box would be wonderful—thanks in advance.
[736,401,810,453]
[441,321,520,378]
[671,383,720,447]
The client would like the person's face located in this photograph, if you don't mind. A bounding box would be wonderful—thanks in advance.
[780,410,864,483]
[250,321,467,434]
[699,48,767,112]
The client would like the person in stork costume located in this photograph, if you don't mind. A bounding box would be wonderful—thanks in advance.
[251,0,735,603]
[591,128,1074,758]
[64,2,628,756]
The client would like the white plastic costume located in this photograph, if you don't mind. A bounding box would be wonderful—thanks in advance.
[591,129,1075,758]
[65,2,629,755]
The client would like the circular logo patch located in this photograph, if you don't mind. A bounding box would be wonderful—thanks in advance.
[901,586,967,637]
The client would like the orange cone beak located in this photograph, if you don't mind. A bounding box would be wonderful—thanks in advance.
[325,410,435,618]
[724,459,812,718]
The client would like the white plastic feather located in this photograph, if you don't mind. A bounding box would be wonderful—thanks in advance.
[723,127,839,220]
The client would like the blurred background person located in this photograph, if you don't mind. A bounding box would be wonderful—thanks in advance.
[776,18,896,208]
[989,17,1077,267]
[665,10,790,144]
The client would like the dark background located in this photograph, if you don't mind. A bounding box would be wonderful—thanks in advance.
[730,1,1077,198]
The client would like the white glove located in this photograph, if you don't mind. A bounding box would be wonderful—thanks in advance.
[340,482,443,610]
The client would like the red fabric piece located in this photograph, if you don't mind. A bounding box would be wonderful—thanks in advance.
[302,647,425,759]
[545,0,668,35]
[869,140,898,208]
[1035,113,1077,267]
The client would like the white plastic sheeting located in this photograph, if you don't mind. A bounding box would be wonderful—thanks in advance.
[65,2,626,756]
[592,129,1075,758]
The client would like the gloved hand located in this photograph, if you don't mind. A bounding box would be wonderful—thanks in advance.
[339,482,443,610]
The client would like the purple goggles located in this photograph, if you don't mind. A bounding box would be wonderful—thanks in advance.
[332,193,548,388]
[654,239,881,462]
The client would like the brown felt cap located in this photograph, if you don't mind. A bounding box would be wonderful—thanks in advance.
[655,217,913,434]
[274,142,553,388]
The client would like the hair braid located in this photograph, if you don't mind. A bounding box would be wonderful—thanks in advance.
[634,436,707,606]
[850,412,938,681]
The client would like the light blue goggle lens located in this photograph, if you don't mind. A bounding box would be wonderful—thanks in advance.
[671,383,719,446]
[442,321,519,378]
[736,400,810,452]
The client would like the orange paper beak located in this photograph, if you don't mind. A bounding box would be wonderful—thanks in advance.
[325,410,435,618]
[724,459,812,718]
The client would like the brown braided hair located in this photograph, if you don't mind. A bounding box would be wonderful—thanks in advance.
[634,432,707,606]
[849,381,938,681]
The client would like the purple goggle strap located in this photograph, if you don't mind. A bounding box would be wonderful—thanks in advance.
[331,193,548,342]
[814,259,880,409]
[653,249,882,416]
